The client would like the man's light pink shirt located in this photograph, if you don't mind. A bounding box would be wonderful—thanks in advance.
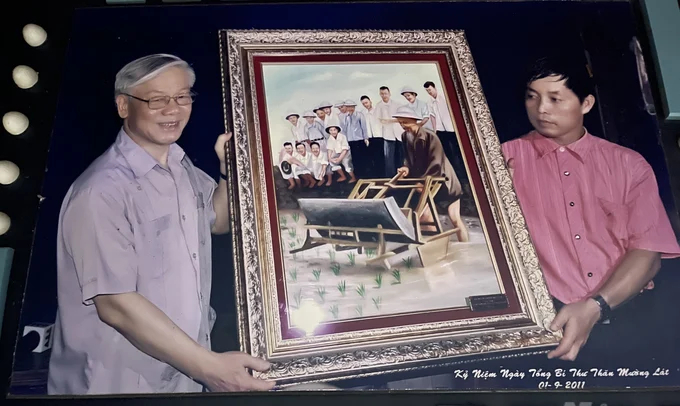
[502,130,680,304]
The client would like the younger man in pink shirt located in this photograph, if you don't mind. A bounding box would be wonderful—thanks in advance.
[502,56,680,363]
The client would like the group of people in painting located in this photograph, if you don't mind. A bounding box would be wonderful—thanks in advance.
[46,51,679,396]
[278,83,461,188]
[277,84,469,242]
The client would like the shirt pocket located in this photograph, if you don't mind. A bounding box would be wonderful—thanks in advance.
[596,197,629,243]
[136,210,173,279]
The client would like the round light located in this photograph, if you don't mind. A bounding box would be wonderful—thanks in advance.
[0,212,10,236]
[22,24,47,47]
[2,112,29,136]
[0,161,20,185]
[12,65,39,89]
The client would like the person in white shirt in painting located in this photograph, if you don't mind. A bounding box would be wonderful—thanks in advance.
[361,95,385,177]
[375,86,405,177]
[325,124,356,184]
[291,142,316,188]
[309,141,331,186]
[285,112,305,143]
[400,85,434,130]
[423,81,466,182]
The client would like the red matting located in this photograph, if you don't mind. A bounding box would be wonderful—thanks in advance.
[251,53,521,340]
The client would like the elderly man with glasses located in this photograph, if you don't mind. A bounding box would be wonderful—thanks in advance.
[47,54,275,395]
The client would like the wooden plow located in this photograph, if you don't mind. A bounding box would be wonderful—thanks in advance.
[291,173,459,269]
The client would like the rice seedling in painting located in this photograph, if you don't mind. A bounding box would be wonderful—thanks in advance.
[402,256,414,270]
[312,269,321,281]
[288,268,298,282]
[356,283,366,299]
[280,216,287,227]
[347,252,356,267]
[391,269,402,285]
[329,305,339,319]
[337,281,346,296]
[327,249,336,263]
[374,273,382,289]
[330,263,341,276]
[372,296,382,311]
[292,212,300,223]
[288,228,297,239]
[365,248,377,259]
[355,305,363,317]
[292,289,302,309]
[316,286,327,303]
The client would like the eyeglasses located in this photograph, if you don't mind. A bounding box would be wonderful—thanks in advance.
[123,92,197,110]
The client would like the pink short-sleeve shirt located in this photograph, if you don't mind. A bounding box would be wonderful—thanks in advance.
[502,130,680,304]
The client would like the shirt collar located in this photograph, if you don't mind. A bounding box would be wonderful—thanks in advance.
[115,127,186,178]
[529,128,593,163]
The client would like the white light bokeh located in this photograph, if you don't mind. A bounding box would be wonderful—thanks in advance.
[0,161,20,185]
[12,65,39,89]
[290,299,325,336]
[2,112,29,136]
[0,212,10,236]
[22,24,47,47]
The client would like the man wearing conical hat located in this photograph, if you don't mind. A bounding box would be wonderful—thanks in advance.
[325,123,356,184]
[285,111,304,143]
[302,110,328,152]
[400,85,434,131]
[392,105,469,243]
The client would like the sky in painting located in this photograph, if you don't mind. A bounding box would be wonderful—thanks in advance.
[261,62,448,155]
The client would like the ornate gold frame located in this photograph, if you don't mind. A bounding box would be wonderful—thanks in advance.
[219,29,560,385]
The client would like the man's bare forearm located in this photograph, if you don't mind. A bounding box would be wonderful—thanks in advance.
[597,249,661,309]
[93,292,211,382]
[211,161,231,235]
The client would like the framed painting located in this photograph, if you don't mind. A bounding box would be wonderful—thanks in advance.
[219,29,560,385]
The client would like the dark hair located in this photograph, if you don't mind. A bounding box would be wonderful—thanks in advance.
[360,95,370,101]
[525,55,594,102]
[295,142,305,148]
[379,86,390,92]
[310,141,320,148]
[283,142,293,147]
[423,81,436,89]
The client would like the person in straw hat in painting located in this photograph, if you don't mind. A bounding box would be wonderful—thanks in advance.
[325,123,356,184]
[393,105,469,243]
[302,110,328,152]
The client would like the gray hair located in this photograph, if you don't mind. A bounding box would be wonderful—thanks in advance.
[114,53,196,99]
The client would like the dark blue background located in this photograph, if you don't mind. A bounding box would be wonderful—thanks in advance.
[11,0,679,391]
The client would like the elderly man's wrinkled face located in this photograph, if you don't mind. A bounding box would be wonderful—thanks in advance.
[116,66,192,147]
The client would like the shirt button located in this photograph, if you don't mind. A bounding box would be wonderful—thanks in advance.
[559,147,565,152]
[569,202,575,207]
[564,171,570,176]
[587,272,593,277]
[575,234,581,240]
[182,215,186,221]
[193,253,197,259]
